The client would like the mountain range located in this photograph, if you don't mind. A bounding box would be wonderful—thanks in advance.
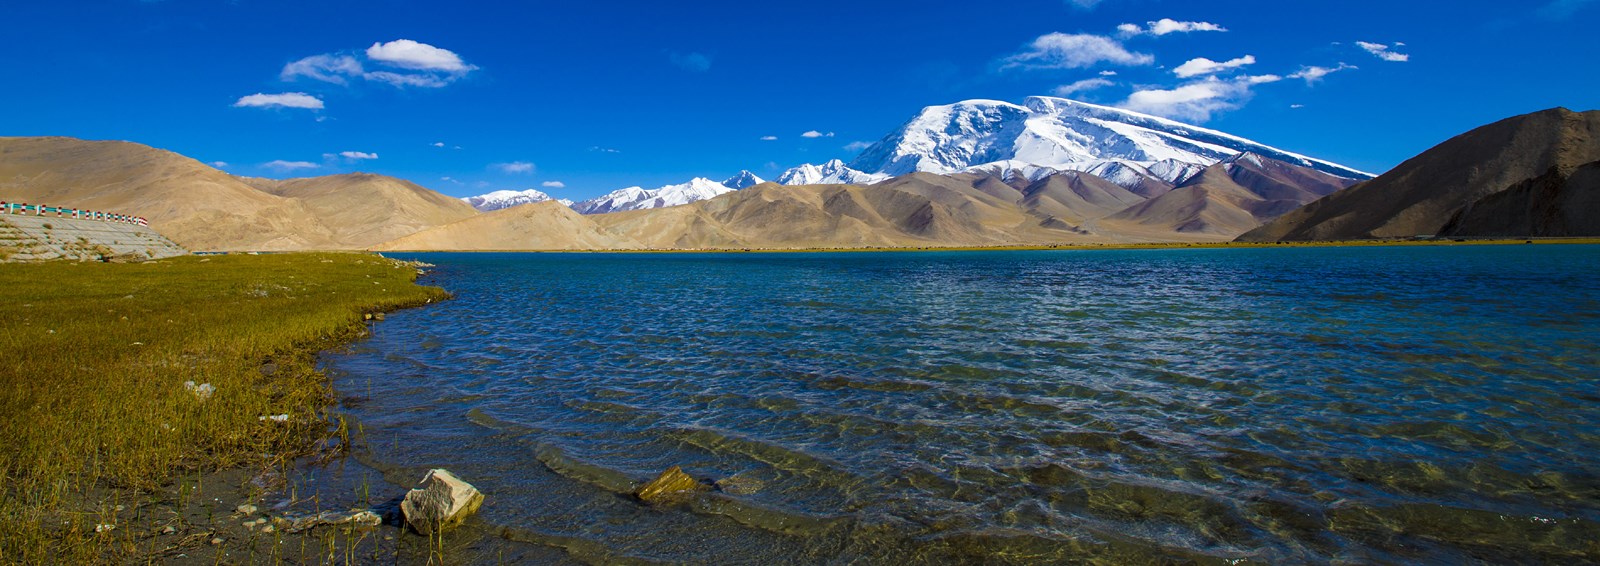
[3,100,1593,253]
[464,96,1370,216]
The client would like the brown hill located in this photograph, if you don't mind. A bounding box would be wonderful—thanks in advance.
[0,137,335,250]
[0,137,479,251]
[372,201,643,251]
[1097,154,1355,239]
[241,173,479,248]
[1240,108,1600,241]
[1437,160,1600,237]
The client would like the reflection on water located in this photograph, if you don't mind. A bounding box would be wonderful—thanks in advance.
[328,246,1600,563]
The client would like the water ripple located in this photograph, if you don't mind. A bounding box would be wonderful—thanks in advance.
[329,246,1600,563]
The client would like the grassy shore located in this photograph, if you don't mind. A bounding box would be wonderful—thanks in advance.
[0,253,448,563]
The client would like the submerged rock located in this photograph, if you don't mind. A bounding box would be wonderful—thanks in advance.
[636,466,709,503]
[400,469,484,535]
[274,509,383,533]
[715,473,765,496]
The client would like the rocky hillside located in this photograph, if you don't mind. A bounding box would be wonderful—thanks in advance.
[1240,108,1600,241]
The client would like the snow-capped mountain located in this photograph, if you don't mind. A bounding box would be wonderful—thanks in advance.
[571,177,737,215]
[775,159,889,185]
[721,170,766,189]
[849,96,1373,180]
[462,188,573,212]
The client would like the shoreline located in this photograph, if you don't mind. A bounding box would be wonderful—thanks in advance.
[365,236,1600,254]
[0,253,453,563]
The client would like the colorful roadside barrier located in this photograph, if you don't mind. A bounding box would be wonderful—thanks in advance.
[0,202,148,227]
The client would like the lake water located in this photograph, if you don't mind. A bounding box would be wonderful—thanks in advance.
[328,246,1600,563]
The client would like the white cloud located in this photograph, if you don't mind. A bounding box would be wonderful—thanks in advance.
[1002,33,1153,70]
[760,135,778,141]
[1289,63,1356,84]
[281,40,476,91]
[493,161,536,174]
[233,92,323,110]
[541,181,566,188]
[1173,55,1256,78]
[801,131,835,138]
[432,142,446,147]
[1116,75,1278,122]
[441,176,461,184]
[339,151,378,160]
[1356,41,1410,62]
[1065,0,1104,8]
[1099,70,1118,76]
[281,54,363,84]
[264,160,319,171]
[1290,104,1306,109]
[366,40,474,72]
[1052,77,1115,96]
[843,141,873,152]
[210,161,228,168]
[669,52,712,72]
[364,71,450,88]
[588,146,620,153]
[1119,18,1227,37]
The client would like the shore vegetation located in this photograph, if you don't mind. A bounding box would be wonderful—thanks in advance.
[0,253,447,562]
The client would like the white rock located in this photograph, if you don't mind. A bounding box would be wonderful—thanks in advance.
[182,381,214,401]
[400,469,484,535]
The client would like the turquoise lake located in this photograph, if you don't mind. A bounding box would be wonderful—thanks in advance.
[327,245,1600,563]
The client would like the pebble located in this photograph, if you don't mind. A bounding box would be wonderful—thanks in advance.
[210,538,224,545]
[236,504,258,515]
[161,526,176,535]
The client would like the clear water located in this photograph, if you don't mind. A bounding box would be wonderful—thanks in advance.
[328,246,1600,563]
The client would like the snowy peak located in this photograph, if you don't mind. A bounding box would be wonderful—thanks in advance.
[775,159,888,186]
[721,170,766,189]
[462,188,560,212]
[571,177,737,215]
[847,95,1372,181]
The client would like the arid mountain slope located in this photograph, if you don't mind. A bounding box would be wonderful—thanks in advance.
[242,173,479,248]
[0,137,335,250]
[1437,160,1600,237]
[0,137,479,250]
[373,201,642,251]
[1241,108,1600,241]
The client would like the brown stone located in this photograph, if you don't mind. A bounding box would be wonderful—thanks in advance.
[635,466,708,503]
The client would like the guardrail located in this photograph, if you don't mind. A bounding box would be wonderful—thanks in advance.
[0,202,148,227]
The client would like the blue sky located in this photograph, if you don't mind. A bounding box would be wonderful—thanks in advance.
[3,0,1597,200]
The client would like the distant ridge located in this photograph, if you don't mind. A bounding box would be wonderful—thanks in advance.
[374,201,642,251]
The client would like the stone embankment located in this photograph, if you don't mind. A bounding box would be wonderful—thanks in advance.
[0,215,188,262]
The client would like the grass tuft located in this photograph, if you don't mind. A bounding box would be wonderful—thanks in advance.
[0,252,448,562]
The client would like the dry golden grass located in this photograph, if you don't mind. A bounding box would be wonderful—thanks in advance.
[0,253,447,563]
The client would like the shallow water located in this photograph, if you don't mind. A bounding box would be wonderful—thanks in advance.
[328,246,1600,563]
